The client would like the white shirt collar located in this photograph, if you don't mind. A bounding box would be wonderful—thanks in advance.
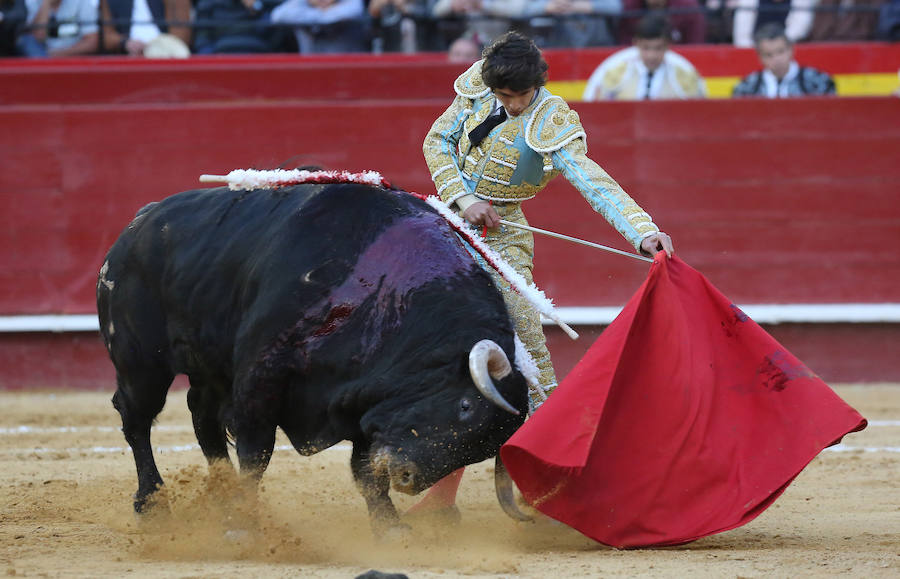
[631,51,670,99]
[762,61,800,98]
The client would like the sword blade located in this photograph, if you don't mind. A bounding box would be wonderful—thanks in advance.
[498,220,653,263]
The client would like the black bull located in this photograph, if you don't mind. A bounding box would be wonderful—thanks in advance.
[96,182,532,533]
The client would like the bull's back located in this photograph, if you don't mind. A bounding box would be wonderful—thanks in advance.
[96,184,454,376]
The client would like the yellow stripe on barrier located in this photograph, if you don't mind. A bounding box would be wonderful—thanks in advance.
[548,73,899,101]
[834,73,899,96]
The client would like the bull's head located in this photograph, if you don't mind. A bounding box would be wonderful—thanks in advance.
[358,338,529,528]
[367,339,526,491]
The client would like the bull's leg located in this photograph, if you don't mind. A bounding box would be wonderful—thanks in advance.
[112,368,174,513]
[350,441,404,535]
[230,371,279,487]
[234,427,276,481]
[186,380,231,466]
[231,399,276,482]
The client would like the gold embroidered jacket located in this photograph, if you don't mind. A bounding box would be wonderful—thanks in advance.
[423,59,660,251]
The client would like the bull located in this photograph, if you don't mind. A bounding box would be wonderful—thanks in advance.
[96,181,530,534]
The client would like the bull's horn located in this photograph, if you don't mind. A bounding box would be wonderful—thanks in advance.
[494,455,533,522]
[469,340,519,415]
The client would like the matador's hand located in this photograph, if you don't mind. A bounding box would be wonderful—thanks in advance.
[641,232,675,258]
[462,201,501,229]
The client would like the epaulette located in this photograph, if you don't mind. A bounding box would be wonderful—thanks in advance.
[454,59,491,99]
[525,96,586,153]
[673,65,700,95]
[602,60,629,92]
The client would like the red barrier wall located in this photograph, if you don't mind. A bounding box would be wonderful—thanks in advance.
[1,43,897,105]
[4,321,898,390]
[3,98,898,314]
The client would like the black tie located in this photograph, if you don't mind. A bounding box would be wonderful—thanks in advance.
[645,70,654,100]
[468,108,507,147]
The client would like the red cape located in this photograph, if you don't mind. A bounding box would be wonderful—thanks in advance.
[500,254,866,548]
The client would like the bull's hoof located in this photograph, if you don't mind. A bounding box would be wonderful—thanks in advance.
[133,487,168,514]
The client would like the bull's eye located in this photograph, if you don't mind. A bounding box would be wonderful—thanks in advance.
[459,397,474,421]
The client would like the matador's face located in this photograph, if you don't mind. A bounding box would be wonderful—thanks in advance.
[492,87,537,118]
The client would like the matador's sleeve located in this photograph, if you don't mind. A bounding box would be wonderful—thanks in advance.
[422,94,474,206]
[552,139,659,252]
[526,95,659,252]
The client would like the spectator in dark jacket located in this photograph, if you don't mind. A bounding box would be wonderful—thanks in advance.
[1,0,27,55]
[192,0,293,53]
[732,22,836,97]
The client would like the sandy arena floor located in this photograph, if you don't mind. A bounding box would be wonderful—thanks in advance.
[1,384,897,578]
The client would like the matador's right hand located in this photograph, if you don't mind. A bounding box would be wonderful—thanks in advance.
[462,201,501,229]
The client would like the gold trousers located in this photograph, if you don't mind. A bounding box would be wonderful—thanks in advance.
[480,203,558,410]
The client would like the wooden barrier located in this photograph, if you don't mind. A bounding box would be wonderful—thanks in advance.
[1,51,899,385]
[1,43,897,106]
[2,98,898,314]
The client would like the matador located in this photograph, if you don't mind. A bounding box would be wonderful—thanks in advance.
[423,33,674,412]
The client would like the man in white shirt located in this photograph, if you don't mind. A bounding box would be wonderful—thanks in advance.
[19,0,98,56]
[731,0,817,48]
[582,13,706,101]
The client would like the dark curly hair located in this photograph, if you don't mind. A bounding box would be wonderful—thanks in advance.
[480,31,548,92]
[634,12,672,41]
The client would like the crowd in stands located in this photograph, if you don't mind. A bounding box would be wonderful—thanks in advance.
[0,0,897,99]
[1,0,897,58]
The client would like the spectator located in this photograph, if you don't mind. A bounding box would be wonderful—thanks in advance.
[583,13,707,100]
[429,0,526,47]
[1,0,27,55]
[732,22,835,97]
[100,0,192,56]
[807,0,884,41]
[193,0,290,53]
[618,0,707,44]
[446,32,480,61]
[731,0,816,47]
[270,0,368,53]
[16,0,98,56]
[877,0,899,39]
[702,0,733,43]
[527,0,622,48]
[368,0,428,52]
